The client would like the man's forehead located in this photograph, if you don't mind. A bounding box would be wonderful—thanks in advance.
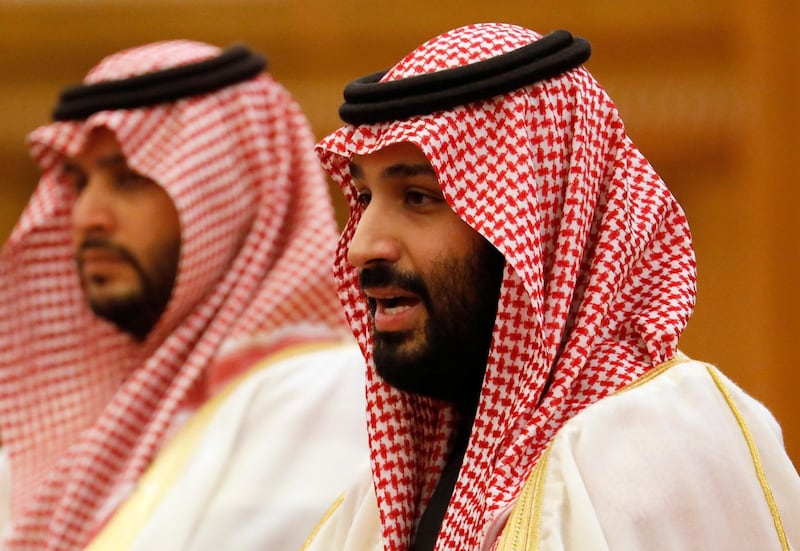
[66,127,127,168]
[348,142,434,177]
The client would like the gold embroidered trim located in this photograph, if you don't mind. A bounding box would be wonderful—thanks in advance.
[495,445,552,551]
[706,365,789,551]
[300,493,346,551]
[619,354,687,394]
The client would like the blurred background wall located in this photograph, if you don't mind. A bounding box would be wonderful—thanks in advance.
[1,0,797,466]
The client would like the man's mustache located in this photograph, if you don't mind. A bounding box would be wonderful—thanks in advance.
[75,238,137,267]
[358,262,431,305]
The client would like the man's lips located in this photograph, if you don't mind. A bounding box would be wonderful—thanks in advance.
[77,247,130,278]
[364,287,423,332]
[79,248,125,263]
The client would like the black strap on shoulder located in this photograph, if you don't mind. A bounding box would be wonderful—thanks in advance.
[52,43,266,121]
[338,30,590,125]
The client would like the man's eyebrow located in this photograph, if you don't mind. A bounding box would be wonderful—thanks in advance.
[383,163,437,179]
[348,161,437,180]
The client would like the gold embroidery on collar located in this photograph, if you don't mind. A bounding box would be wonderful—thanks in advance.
[619,354,688,394]
[495,445,552,550]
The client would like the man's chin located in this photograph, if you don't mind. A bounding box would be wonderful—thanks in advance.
[84,281,144,317]
[87,293,156,342]
[372,330,422,362]
[86,288,141,312]
[372,336,433,391]
[371,332,487,407]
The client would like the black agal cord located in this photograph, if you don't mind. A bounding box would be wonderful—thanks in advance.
[52,44,266,121]
[339,30,590,125]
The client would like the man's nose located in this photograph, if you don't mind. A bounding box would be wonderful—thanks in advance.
[71,177,115,236]
[347,202,401,269]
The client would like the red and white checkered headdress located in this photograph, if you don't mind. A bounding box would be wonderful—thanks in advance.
[0,40,346,550]
[317,23,696,550]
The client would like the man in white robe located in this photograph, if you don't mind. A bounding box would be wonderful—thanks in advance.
[306,23,799,550]
[0,40,368,550]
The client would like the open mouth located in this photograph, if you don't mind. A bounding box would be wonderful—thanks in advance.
[377,296,418,314]
[366,290,423,332]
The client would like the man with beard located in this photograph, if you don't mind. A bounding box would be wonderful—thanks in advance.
[0,41,368,550]
[67,126,181,342]
[304,23,800,551]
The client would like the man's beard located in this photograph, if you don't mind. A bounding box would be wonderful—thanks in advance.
[359,238,505,411]
[76,238,179,342]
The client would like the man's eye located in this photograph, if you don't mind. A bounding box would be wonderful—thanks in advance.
[73,177,87,193]
[406,191,425,205]
[60,166,86,194]
[355,190,371,208]
[405,190,436,207]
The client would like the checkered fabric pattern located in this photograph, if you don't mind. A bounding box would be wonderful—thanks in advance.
[0,40,346,550]
[317,23,696,550]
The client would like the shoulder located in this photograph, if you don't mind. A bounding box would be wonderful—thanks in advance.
[559,354,784,454]
[550,354,793,499]
[208,328,366,397]
[116,339,370,551]
[245,339,366,408]
[513,354,800,550]
[224,339,366,406]
[212,339,368,441]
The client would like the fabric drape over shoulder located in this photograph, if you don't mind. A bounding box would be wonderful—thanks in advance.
[316,23,696,550]
[0,40,346,550]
